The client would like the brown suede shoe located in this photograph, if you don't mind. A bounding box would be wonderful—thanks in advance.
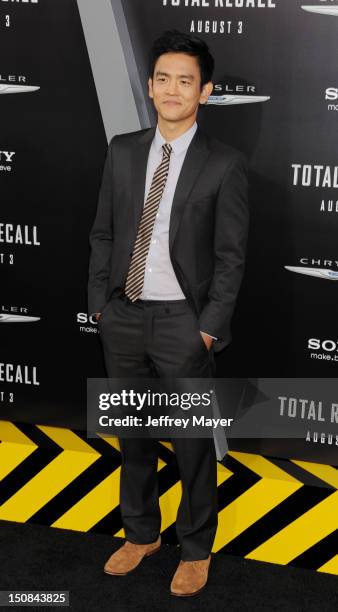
[170,555,211,597]
[104,536,161,576]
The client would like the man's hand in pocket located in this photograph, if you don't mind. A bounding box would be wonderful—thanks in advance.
[200,331,213,351]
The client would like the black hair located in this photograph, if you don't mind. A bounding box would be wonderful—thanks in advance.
[149,29,214,89]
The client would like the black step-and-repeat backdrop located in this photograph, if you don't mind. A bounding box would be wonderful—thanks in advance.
[1,0,337,465]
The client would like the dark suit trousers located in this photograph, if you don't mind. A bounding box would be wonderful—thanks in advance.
[98,290,218,561]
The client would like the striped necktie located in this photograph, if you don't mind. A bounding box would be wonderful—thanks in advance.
[124,142,173,301]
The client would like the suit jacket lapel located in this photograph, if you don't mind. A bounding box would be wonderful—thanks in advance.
[130,124,211,254]
[168,126,210,254]
[131,126,156,239]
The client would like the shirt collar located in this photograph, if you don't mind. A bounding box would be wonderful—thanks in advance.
[153,121,198,156]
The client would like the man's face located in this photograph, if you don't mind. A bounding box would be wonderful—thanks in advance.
[148,52,213,123]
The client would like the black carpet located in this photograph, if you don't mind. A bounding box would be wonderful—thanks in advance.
[0,521,337,611]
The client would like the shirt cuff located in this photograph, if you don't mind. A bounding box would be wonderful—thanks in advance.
[200,331,218,340]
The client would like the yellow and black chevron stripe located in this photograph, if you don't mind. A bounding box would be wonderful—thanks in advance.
[0,420,337,575]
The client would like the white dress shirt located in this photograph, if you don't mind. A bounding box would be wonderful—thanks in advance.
[140,121,197,300]
[140,122,217,340]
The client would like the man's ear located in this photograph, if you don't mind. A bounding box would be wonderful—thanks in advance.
[148,77,153,99]
[200,81,213,105]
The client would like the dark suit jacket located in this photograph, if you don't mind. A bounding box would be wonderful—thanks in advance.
[88,124,249,353]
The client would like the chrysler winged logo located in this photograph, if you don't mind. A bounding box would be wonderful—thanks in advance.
[301,5,338,16]
[0,314,40,322]
[0,85,40,95]
[285,266,338,280]
[207,95,270,106]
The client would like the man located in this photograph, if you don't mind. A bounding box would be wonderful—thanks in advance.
[88,29,249,597]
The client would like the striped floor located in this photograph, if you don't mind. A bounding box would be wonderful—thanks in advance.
[0,420,337,575]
